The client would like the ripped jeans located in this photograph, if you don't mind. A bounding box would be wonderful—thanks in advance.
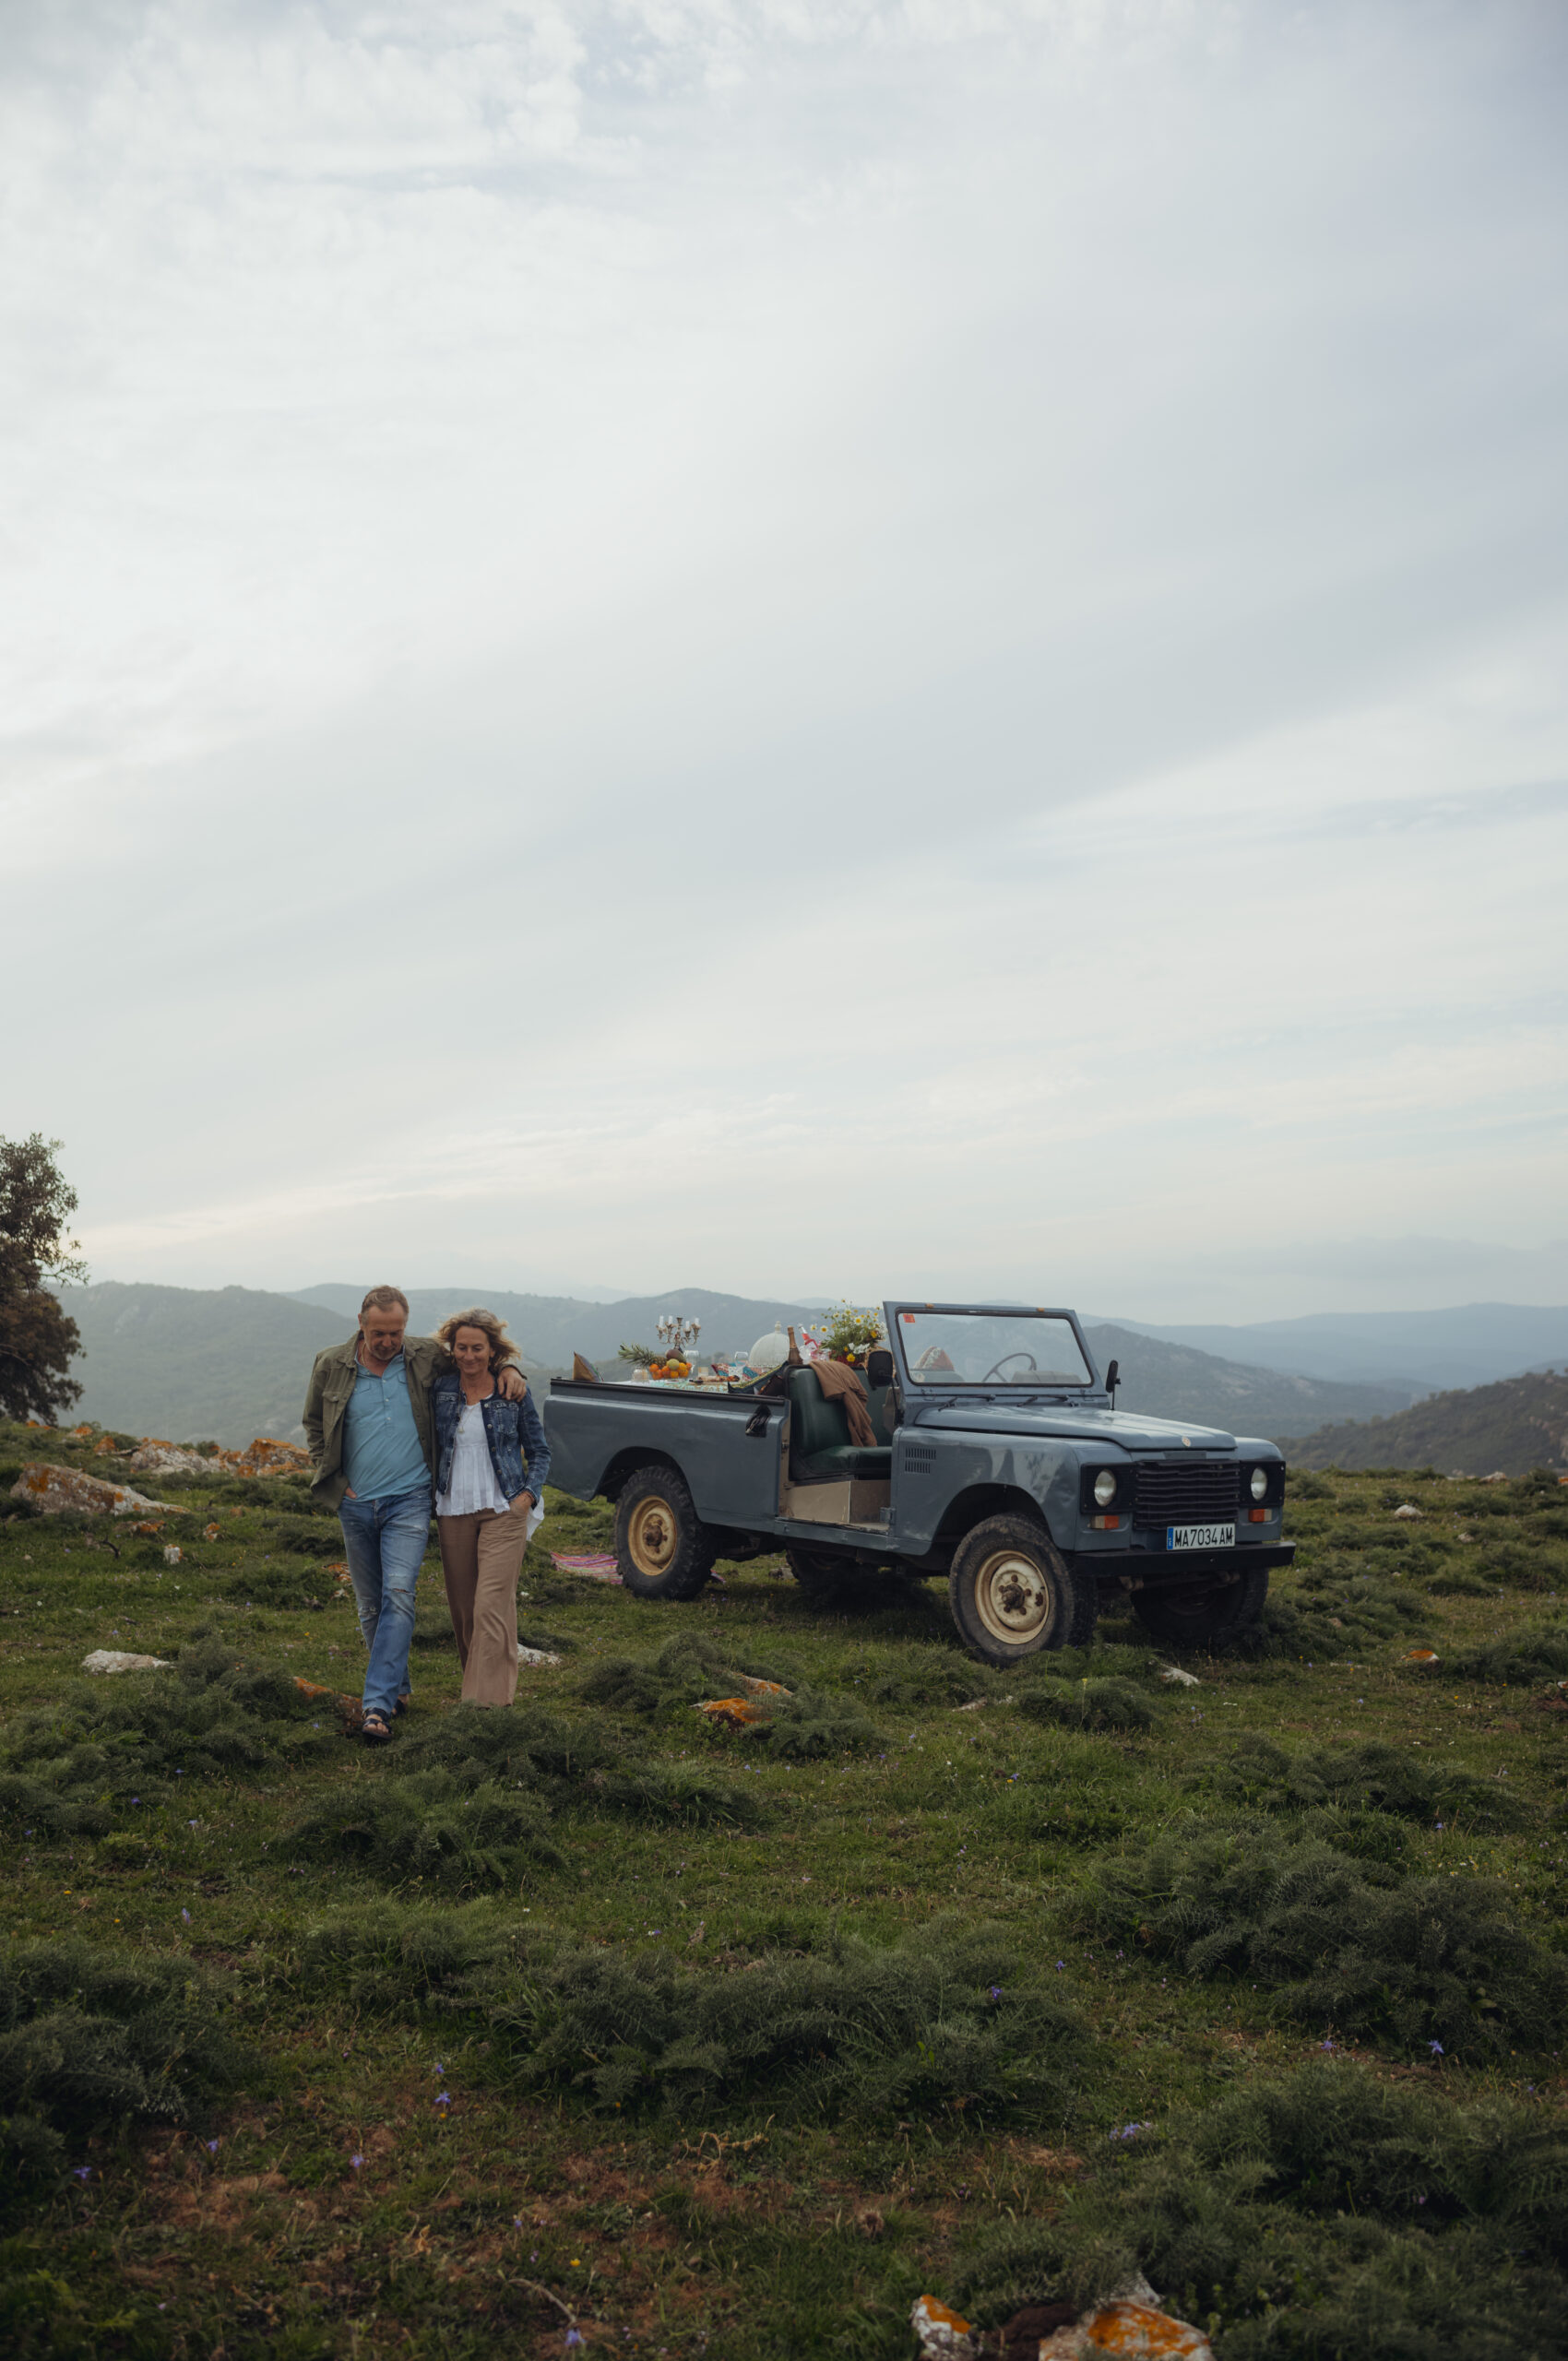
[338,1485,432,1721]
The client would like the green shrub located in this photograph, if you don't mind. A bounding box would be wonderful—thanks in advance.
[261,1515,344,1559]
[579,1636,882,1757]
[1197,1737,1526,1832]
[953,2061,1568,2356]
[1016,1679,1158,1734]
[285,1769,564,1891]
[0,1642,335,1836]
[295,1910,1087,2126]
[0,1942,247,2207]
[1087,1817,1565,2058]
[1440,1619,1568,1684]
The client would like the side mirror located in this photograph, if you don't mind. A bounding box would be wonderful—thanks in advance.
[1106,1358,1121,1404]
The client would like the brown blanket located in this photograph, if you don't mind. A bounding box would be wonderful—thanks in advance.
[806,1358,880,1449]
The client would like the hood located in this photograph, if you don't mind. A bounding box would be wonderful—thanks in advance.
[910,1402,1239,1452]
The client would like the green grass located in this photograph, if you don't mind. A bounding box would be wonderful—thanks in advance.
[1,1425,1566,2357]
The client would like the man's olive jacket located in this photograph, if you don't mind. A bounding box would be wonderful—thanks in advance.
[302,1334,451,1511]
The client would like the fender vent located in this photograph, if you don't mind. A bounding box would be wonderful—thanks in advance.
[902,1445,937,1475]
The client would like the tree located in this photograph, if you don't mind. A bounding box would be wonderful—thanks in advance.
[0,1134,89,1424]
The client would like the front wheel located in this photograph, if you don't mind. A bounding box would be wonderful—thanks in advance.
[1132,1567,1269,1651]
[947,1516,1097,1666]
[614,1466,715,1600]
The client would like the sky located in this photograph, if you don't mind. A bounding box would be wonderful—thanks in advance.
[4,0,1567,1323]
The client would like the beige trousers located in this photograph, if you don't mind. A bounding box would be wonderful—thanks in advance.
[436,1498,532,1707]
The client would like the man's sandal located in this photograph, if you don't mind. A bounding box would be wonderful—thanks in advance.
[362,1712,392,1743]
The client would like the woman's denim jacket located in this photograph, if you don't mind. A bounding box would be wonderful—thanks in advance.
[432,1370,552,1503]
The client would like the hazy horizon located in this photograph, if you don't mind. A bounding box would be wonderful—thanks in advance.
[6,2,1566,1324]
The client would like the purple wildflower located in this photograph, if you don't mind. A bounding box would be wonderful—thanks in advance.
[181,1908,191,1924]
[1429,2040,1444,2056]
[73,2165,91,2181]
[988,1986,1003,2000]
[205,2140,219,2155]
[350,2153,364,2170]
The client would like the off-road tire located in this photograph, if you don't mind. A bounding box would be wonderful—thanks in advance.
[947,1515,1097,1666]
[784,1543,853,1599]
[1132,1567,1269,1652]
[614,1466,716,1601]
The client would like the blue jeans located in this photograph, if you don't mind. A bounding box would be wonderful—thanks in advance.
[339,1486,432,1721]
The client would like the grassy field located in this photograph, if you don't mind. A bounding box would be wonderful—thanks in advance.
[3,1423,1567,2360]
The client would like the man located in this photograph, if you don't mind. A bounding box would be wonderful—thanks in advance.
[302,1285,529,1741]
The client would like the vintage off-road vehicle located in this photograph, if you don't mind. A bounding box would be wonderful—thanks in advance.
[543,1303,1292,1665]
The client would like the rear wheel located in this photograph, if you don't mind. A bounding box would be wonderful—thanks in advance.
[614,1467,715,1601]
[1132,1567,1269,1651]
[947,1516,1097,1666]
[784,1543,849,1598]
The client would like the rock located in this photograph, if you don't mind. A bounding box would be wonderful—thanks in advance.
[1039,2301,1213,2359]
[1392,1503,1423,1519]
[912,2296,980,2360]
[916,2278,1214,2361]
[10,1463,180,1518]
[1158,1665,1199,1687]
[695,1696,770,1727]
[128,1442,219,1477]
[82,1650,172,1674]
[162,1545,184,1565]
[517,1645,563,1667]
[128,1435,311,1479]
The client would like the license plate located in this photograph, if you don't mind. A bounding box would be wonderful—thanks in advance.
[1167,1522,1235,1549]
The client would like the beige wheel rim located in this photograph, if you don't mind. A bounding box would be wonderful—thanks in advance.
[972,1547,1053,1645]
[627,1496,678,1578]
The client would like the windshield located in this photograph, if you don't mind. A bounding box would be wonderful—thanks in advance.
[894,1309,1094,1388]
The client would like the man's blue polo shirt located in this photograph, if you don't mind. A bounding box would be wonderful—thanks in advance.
[342,1350,430,1500]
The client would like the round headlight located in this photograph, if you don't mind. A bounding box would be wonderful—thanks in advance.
[1094,1470,1117,1508]
[1250,1466,1268,1501]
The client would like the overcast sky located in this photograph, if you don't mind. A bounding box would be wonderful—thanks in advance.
[5,0,1567,1322]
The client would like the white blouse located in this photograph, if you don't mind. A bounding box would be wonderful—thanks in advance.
[436,1401,516,1518]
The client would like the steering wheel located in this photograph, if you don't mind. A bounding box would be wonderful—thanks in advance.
[982,1349,1038,1382]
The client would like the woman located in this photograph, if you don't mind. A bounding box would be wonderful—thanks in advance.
[431,1307,552,1707]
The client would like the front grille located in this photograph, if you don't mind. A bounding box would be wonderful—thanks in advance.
[1133,1461,1240,1527]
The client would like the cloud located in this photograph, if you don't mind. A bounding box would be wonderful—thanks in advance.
[4,0,1567,1314]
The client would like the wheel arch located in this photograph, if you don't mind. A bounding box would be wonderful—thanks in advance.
[931,1481,1054,1549]
[597,1446,684,1503]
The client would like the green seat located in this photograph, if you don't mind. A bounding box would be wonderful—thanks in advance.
[788,1368,893,1483]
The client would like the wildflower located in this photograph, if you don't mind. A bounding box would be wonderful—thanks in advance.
[988,1985,1003,1999]
[1429,2040,1444,2056]
[1055,1960,1064,1971]
[350,2153,364,2170]
[567,2335,584,2350]
[73,2165,91,2181]
[181,1908,191,1923]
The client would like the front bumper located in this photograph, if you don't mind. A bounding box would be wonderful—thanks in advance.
[1071,1542,1295,1588]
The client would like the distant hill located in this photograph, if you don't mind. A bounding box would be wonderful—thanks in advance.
[288,1286,823,1370]
[1080,1324,1411,1438]
[58,1283,350,1447]
[1104,1304,1568,1394]
[1278,1369,1568,1476]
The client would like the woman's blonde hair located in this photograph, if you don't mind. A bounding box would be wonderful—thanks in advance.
[434,1306,522,1370]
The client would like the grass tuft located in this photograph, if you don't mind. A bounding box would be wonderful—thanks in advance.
[1087,1817,1565,2058]
[0,1942,247,2204]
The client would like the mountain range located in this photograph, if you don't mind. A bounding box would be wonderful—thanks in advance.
[57,1280,1411,1448]
[1101,1303,1568,1393]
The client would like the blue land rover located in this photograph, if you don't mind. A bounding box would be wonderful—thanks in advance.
[543,1302,1292,1665]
